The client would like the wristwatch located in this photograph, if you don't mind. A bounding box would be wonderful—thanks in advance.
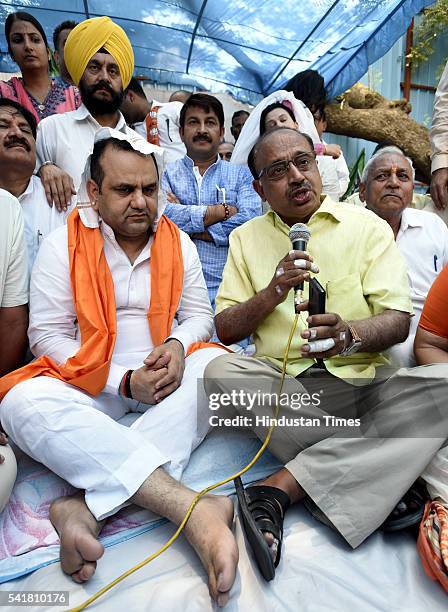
[339,323,362,357]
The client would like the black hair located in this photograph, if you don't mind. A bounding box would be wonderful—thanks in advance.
[52,20,78,50]
[90,137,158,189]
[5,12,48,55]
[179,93,224,128]
[231,109,249,124]
[284,69,327,114]
[0,97,37,139]
[259,102,296,135]
[247,127,315,179]
[125,77,147,98]
[313,107,326,122]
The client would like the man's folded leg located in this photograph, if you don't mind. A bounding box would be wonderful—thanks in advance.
[0,376,170,520]
[205,355,448,550]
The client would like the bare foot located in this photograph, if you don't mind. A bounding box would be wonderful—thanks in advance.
[50,493,105,583]
[184,495,238,607]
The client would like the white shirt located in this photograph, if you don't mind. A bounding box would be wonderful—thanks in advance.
[0,189,28,307]
[388,207,448,366]
[317,143,350,198]
[18,176,71,272]
[36,104,141,191]
[28,222,213,395]
[133,101,186,164]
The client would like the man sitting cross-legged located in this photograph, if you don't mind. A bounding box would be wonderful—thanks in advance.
[0,130,237,606]
[204,127,448,584]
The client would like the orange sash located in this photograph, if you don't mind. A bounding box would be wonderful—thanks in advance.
[0,210,224,401]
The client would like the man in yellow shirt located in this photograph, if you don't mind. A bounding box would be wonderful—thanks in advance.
[204,127,448,584]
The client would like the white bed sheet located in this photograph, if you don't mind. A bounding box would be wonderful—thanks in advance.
[2,502,446,612]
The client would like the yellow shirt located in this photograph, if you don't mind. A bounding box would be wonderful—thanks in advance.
[216,197,413,382]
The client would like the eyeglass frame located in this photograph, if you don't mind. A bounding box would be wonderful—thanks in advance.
[257,151,317,181]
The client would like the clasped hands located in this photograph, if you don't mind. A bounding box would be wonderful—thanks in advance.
[267,249,351,359]
[129,339,185,405]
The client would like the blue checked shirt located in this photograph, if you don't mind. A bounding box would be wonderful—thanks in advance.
[163,155,261,308]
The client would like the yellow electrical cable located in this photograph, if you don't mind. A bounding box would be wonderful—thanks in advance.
[68,314,300,612]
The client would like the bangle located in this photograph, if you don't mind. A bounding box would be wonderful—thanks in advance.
[223,203,230,221]
[120,370,134,399]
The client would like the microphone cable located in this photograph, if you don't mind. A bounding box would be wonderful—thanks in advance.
[69,313,300,611]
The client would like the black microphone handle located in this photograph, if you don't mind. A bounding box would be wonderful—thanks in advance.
[292,238,309,292]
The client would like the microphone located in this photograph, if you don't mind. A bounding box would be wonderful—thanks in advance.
[288,223,311,312]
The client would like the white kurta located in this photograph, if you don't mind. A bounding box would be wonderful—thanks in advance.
[134,101,186,164]
[18,176,72,272]
[0,221,226,520]
[36,104,141,191]
[388,207,448,366]
[0,189,28,307]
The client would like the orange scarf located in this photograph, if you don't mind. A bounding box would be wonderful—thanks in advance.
[0,210,224,400]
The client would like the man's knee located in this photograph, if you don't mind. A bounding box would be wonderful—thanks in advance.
[0,377,58,434]
[204,352,245,392]
[0,445,17,513]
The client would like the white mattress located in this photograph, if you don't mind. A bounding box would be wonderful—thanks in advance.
[2,502,446,611]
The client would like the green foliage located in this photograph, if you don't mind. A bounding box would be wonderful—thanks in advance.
[49,49,60,78]
[341,149,365,200]
[407,0,448,77]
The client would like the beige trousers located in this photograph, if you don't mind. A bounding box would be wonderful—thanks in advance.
[0,444,17,513]
[204,355,448,548]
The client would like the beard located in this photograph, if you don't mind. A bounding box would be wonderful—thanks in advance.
[79,79,124,116]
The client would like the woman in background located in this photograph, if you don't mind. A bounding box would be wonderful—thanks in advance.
[0,12,80,123]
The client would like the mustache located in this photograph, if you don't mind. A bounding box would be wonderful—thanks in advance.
[5,137,31,151]
[92,80,115,95]
[193,134,212,143]
[288,182,313,198]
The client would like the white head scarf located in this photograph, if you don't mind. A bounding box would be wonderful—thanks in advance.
[231,90,320,166]
[76,127,166,231]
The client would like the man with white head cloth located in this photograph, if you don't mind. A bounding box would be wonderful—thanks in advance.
[232,91,345,199]
[0,130,236,605]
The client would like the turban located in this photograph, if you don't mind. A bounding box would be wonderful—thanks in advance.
[64,16,134,89]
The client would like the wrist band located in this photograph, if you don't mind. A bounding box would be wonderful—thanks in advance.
[223,203,230,221]
[120,370,134,399]
[314,143,325,156]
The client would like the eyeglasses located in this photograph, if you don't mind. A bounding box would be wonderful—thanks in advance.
[258,153,317,181]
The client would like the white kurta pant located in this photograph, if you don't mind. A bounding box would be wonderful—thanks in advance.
[0,347,225,521]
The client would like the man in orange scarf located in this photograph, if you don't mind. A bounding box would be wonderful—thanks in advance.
[0,130,237,606]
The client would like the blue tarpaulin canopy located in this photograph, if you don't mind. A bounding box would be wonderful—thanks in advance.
[0,0,435,103]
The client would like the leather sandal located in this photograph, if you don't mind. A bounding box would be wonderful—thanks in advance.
[381,481,428,532]
[234,476,290,581]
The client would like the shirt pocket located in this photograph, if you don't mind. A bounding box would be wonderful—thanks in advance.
[325,272,371,321]
[216,188,237,206]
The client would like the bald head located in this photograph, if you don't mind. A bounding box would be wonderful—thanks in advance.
[248,127,314,179]
[250,127,322,226]
[169,90,191,103]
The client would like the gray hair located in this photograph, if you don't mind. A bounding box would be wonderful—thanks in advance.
[361,146,415,183]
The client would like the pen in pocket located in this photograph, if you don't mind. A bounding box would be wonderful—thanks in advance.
[434,254,438,272]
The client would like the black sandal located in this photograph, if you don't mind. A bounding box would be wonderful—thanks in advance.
[234,476,290,581]
[381,482,428,532]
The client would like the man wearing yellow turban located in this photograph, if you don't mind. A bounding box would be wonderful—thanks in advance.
[64,16,134,89]
[35,16,139,211]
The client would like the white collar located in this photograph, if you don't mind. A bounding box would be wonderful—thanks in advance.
[73,103,127,131]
